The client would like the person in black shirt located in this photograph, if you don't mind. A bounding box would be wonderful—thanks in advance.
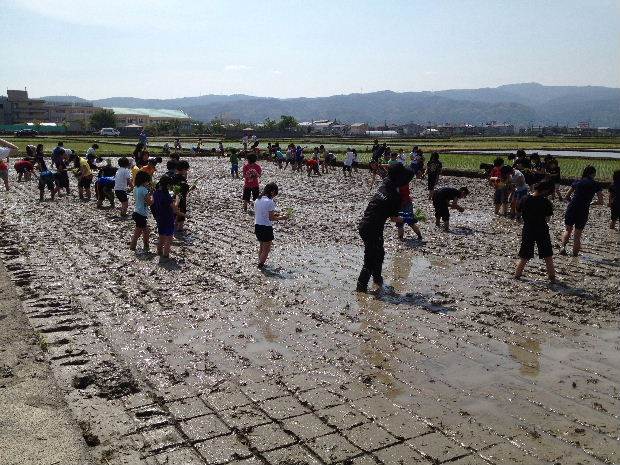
[432,186,469,231]
[515,180,556,282]
[544,157,562,200]
[356,164,413,293]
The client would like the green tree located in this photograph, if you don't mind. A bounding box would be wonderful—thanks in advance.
[90,109,117,130]
[193,121,205,135]
[263,117,277,131]
[210,119,225,134]
[277,115,298,131]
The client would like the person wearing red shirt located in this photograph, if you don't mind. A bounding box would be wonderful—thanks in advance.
[242,153,262,211]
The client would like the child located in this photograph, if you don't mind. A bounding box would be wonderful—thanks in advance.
[320,145,329,174]
[74,154,93,200]
[352,149,359,172]
[152,175,185,262]
[307,153,320,176]
[545,157,562,200]
[396,179,422,241]
[130,171,153,252]
[343,149,354,177]
[609,170,620,230]
[218,141,225,157]
[230,150,240,178]
[172,160,192,233]
[254,183,287,268]
[275,148,285,170]
[0,139,18,191]
[511,171,529,221]
[114,157,133,217]
[514,180,556,282]
[388,152,400,165]
[560,166,604,256]
[489,157,504,179]
[357,164,412,292]
[36,157,56,201]
[0,155,8,191]
[243,153,262,211]
[432,186,469,232]
[426,152,442,199]
[491,165,512,216]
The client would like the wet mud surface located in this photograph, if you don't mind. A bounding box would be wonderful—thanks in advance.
[0,158,619,465]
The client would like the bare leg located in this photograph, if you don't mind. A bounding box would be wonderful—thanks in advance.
[410,224,422,239]
[142,226,150,251]
[544,256,556,281]
[259,241,272,265]
[560,225,573,253]
[130,227,142,250]
[514,258,528,278]
[572,228,583,256]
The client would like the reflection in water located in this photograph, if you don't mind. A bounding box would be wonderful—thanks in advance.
[256,296,278,342]
[355,292,405,400]
[508,337,541,376]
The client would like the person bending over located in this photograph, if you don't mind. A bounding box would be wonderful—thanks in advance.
[357,164,413,293]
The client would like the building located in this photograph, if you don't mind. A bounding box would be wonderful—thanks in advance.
[105,107,192,131]
[349,123,368,135]
[365,130,399,138]
[2,90,48,124]
[45,100,99,128]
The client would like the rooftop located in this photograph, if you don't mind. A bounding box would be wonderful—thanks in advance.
[105,107,190,119]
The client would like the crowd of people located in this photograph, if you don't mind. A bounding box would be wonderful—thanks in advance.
[0,137,618,288]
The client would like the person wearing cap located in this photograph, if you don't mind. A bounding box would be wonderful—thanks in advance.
[356,163,413,293]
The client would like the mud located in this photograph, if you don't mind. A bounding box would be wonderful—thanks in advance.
[0,158,619,465]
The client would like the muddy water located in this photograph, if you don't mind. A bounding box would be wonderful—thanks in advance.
[0,158,619,465]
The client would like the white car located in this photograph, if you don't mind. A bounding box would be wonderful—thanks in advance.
[99,128,120,136]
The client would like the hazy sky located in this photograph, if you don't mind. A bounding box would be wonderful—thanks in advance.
[2,0,619,99]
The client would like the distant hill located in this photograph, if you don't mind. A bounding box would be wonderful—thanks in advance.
[41,83,620,127]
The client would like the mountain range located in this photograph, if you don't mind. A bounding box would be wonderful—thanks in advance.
[41,83,620,127]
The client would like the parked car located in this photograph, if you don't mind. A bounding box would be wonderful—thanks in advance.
[99,128,120,136]
[14,129,38,137]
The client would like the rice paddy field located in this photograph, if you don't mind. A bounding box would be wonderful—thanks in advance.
[4,135,620,181]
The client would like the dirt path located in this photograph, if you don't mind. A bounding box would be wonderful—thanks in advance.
[0,262,94,465]
[0,158,618,465]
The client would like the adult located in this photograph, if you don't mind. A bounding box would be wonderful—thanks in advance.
[357,164,413,293]
[560,166,604,256]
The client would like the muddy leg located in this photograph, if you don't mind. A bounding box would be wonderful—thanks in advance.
[514,258,528,279]
[572,228,583,256]
[560,226,573,254]
[544,256,556,282]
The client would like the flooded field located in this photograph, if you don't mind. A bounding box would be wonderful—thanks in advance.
[0,158,619,465]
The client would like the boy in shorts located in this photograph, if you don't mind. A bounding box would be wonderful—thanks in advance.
[114,157,133,217]
[432,186,469,232]
[514,180,556,282]
[36,157,56,201]
[243,153,262,211]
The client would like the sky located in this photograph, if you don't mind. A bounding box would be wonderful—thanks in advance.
[1,0,619,100]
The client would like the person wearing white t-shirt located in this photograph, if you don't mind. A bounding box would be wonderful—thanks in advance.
[114,157,133,217]
[343,149,355,177]
[254,183,288,268]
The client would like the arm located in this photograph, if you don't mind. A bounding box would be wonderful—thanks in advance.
[145,192,154,207]
[389,216,404,224]
[564,186,574,201]
[171,197,185,218]
[269,210,287,221]
[450,200,464,212]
